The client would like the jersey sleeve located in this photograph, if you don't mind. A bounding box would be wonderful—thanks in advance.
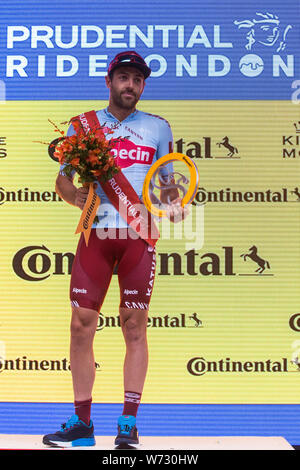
[59,123,76,179]
[156,118,173,161]
[156,118,174,180]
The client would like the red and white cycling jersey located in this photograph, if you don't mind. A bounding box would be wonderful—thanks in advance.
[60,107,174,228]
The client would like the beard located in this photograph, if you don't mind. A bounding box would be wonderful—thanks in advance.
[110,87,140,110]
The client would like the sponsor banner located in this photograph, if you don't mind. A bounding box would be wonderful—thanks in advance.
[0,1,299,100]
[0,99,300,404]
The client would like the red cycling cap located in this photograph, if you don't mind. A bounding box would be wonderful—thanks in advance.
[107,51,151,79]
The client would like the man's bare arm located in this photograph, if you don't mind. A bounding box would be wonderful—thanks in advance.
[55,174,89,210]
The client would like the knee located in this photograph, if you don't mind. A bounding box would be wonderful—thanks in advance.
[122,317,147,344]
[70,309,97,341]
[70,318,86,339]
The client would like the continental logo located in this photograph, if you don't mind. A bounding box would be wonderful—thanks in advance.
[83,192,98,230]
[12,245,273,281]
[175,136,239,159]
[97,312,203,331]
[187,357,289,376]
[0,187,63,205]
[159,245,272,276]
[0,355,101,373]
[12,245,74,281]
[192,186,300,205]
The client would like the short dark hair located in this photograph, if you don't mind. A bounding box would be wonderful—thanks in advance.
[108,65,145,81]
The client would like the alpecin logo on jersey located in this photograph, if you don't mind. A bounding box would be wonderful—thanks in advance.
[109,140,156,169]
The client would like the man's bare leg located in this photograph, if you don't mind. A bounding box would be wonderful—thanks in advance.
[70,306,99,401]
[119,307,149,394]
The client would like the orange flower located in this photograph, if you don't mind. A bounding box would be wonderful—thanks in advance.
[54,144,63,157]
[61,142,73,153]
[55,151,65,164]
[91,169,102,176]
[95,129,105,139]
[68,135,78,145]
[78,142,87,150]
[70,157,80,167]
[87,150,99,166]
[103,163,109,171]
[108,156,115,167]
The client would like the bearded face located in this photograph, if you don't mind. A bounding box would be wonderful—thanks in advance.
[106,66,145,110]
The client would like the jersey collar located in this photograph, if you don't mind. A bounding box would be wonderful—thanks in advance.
[104,107,139,123]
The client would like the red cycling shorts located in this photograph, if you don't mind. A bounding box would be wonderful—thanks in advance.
[70,228,156,312]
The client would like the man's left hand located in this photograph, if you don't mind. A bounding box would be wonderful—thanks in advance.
[165,197,190,223]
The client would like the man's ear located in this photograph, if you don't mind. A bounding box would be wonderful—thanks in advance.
[105,74,111,89]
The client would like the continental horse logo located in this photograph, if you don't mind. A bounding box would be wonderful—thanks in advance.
[217,137,238,157]
[188,312,203,328]
[240,245,270,273]
[234,12,292,53]
[291,187,300,201]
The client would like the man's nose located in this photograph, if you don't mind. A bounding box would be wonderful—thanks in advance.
[126,78,135,89]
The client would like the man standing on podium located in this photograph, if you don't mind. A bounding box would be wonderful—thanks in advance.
[43,51,185,448]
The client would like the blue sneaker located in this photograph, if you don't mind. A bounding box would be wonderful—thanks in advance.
[43,414,96,448]
[114,415,139,447]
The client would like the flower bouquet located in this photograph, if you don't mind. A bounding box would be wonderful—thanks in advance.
[50,118,122,184]
[40,118,127,245]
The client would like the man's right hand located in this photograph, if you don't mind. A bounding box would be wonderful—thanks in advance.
[55,174,97,210]
[74,186,89,210]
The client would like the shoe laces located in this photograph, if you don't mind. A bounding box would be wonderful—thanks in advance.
[61,414,79,431]
[121,424,132,433]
